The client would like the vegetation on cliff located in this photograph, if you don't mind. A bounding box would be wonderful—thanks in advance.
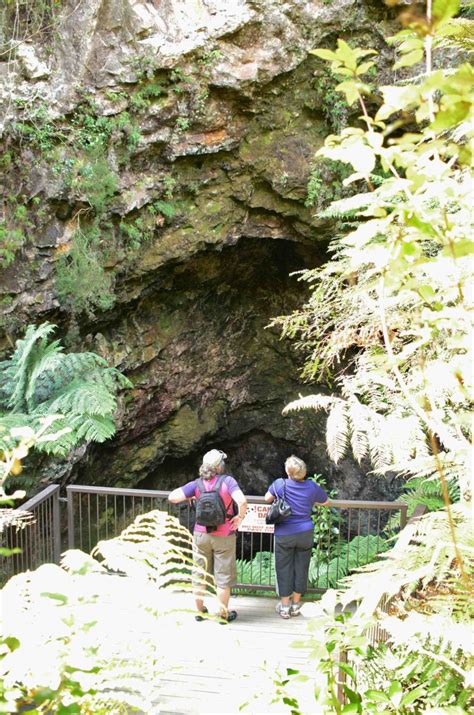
[0,322,131,493]
[269,0,473,711]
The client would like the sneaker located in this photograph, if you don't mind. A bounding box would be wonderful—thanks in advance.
[290,602,302,617]
[219,610,238,624]
[276,603,291,619]
[195,606,208,622]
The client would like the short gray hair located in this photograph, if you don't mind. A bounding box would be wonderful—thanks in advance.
[285,455,307,481]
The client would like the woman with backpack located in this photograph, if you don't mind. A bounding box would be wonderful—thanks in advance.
[168,449,247,623]
[265,455,328,619]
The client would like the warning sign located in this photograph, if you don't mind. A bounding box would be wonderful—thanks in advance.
[239,503,274,533]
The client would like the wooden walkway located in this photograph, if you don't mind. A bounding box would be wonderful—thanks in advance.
[153,595,326,715]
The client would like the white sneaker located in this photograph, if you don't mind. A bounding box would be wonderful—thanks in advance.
[276,603,291,619]
[290,602,302,617]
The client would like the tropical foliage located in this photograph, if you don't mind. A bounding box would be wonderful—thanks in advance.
[274,5,473,503]
[0,322,131,464]
[268,0,473,711]
[0,509,215,713]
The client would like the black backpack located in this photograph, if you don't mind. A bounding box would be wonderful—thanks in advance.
[195,476,230,532]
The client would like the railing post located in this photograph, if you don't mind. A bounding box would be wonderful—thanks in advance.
[400,504,408,530]
[67,486,75,549]
[337,648,348,705]
[52,487,61,563]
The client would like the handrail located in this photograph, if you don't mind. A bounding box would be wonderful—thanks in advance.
[1,483,410,589]
[66,485,408,511]
[1,484,61,585]
[18,484,60,511]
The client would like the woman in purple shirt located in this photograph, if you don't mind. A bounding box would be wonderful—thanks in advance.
[265,455,328,619]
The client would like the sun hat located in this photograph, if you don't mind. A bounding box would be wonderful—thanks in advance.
[202,449,227,468]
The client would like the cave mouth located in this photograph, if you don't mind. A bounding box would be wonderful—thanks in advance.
[74,233,403,504]
[74,232,400,505]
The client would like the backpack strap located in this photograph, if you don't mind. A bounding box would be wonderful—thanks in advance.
[196,475,225,495]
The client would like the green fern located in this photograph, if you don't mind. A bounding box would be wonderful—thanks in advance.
[1,509,214,712]
[0,323,131,460]
[236,551,275,586]
[310,534,388,588]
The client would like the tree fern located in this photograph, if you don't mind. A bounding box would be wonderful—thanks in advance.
[0,323,131,465]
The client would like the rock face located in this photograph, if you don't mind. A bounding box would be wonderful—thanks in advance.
[0,1,399,500]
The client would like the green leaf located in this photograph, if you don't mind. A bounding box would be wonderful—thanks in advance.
[393,49,424,70]
[356,61,375,76]
[335,81,361,106]
[339,662,356,680]
[365,690,391,703]
[0,547,22,556]
[40,591,68,604]
[57,705,81,715]
[310,49,337,61]
[336,39,358,71]
[400,685,426,706]
[343,684,362,704]
[3,636,20,652]
[418,285,436,302]
[431,101,471,131]
[286,668,300,675]
[342,704,360,713]
[442,240,474,258]
[433,0,460,24]
[388,681,403,707]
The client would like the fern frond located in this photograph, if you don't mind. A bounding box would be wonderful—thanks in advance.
[2,507,216,715]
[436,17,474,52]
[326,400,349,464]
[6,323,57,411]
[347,398,370,463]
[24,340,64,409]
[318,190,375,217]
[59,351,108,378]
[283,393,335,415]
[73,414,116,442]
[92,510,212,594]
[44,381,117,417]
[0,413,32,452]
[339,505,473,619]
[367,414,393,472]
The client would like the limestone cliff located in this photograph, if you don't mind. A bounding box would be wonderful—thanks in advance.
[0,0,400,499]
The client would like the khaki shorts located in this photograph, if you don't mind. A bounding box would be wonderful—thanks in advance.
[193,532,237,591]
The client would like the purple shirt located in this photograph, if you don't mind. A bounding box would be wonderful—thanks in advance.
[268,478,328,536]
[182,474,240,536]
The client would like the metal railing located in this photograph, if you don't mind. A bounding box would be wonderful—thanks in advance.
[0,484,61,586]
[1,483,408,592]
[66,485,408,593]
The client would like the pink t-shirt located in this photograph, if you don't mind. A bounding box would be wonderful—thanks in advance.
[182,475,239,536]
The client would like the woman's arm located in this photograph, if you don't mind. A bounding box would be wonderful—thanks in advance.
[168,487,188,504]
[230,489,248,529]
[264,492,275,503]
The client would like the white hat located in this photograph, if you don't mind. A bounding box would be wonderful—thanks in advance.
[202,449,227,468]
